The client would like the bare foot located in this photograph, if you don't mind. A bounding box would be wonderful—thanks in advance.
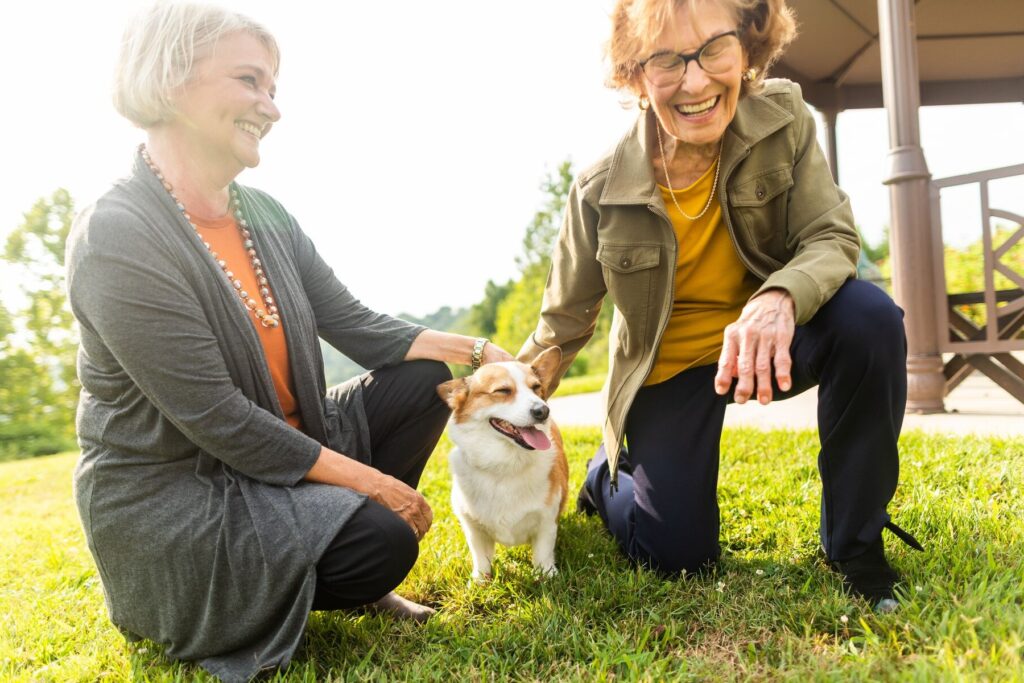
[368,591,435,623]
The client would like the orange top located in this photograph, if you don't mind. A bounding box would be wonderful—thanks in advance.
[193,214,303,430]
[645,158,761,386]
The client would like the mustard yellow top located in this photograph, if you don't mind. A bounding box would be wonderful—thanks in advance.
[645,158,761,386]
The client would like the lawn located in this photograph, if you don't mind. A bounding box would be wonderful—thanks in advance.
[2,428,1023,681]
[554,374,607,398]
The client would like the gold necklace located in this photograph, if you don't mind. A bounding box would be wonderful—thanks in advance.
[654,120,723,221]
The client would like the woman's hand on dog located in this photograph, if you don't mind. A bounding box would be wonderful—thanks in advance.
[483,342,514,365]
[369,473,433,540]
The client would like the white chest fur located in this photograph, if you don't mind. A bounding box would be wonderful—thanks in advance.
[449,442,560,546]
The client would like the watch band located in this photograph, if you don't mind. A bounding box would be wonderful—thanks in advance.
[471,338,488,371]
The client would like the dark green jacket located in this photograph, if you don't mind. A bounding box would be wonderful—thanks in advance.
[519,80,859,483]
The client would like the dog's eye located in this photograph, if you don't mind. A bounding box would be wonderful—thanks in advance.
[492,387,512,395]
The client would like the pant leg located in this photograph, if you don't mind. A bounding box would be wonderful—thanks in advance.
[311,360,450,609]
[783,279,907,561]
[584,363,727,575]
[358,359,453,487]
[311,499,419,611]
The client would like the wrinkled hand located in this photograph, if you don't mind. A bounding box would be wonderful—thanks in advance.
[369,473,433,541]
[714,290,795,405]
[482,342,514,365]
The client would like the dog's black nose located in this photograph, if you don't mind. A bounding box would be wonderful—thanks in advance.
[531,404,549,421]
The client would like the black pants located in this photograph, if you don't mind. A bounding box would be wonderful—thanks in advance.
[310,359,452,610]
[583,279,907,574]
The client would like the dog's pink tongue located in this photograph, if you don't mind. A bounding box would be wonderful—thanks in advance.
[519,427,551,451]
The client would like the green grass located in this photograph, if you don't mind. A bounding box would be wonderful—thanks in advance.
[3,429,1024,681]
[555,373,606,397]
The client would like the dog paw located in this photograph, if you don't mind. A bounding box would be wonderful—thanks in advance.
[469,571,492,586]
[534,564,558,579]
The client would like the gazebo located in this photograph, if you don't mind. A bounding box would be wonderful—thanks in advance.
[775,0,1024,411]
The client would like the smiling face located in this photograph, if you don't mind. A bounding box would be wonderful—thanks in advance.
[638,0,746,148]
[169,31,280,176]
[437,347,563,453]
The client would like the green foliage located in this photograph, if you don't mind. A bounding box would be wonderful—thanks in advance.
[399,305,468,332]
[0,190,79,460]
[553,372,606,397]
[944,225,1023,330]
[492,265,548,356]
[459,278,513,339]
[488,160,613,376]
[515,160,574,273]
[878,224,1024,330]
[859,225,890,264]
[319,341,366,387]
[5,430,1024,680]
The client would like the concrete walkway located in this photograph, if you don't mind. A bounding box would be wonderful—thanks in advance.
[550,373,1024,436]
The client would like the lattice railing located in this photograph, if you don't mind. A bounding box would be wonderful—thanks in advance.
[929,163,1024,402]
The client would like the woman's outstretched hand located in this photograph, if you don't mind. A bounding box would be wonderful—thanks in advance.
[714,289,795,405]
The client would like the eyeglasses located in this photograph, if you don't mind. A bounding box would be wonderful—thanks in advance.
[639,31,741,87]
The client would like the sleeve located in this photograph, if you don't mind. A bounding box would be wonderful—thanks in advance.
[290,220,425,370]
[753,83,860,324]
[517,177,607,392]
[67,206,322,486]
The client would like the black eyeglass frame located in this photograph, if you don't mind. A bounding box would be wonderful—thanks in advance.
[638,30,741,80]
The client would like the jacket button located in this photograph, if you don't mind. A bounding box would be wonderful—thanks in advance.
[755,185,766,199]
[620,257,632,268]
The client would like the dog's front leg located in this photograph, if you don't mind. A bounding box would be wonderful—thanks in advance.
[531,517,559,577]
[460,517,496,583]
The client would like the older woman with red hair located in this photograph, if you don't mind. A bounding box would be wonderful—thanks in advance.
[520,0,921,612]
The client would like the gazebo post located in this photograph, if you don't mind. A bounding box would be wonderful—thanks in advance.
[877,0,946,412]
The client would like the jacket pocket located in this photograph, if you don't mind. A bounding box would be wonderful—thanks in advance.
[729,165,794,207]
[596,243,661,317]
[597,243,661,273]
[728,166,793,264]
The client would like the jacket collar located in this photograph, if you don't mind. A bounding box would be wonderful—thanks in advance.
[599,90,795,206]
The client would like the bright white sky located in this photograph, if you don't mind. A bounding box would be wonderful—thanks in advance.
[2,1,1022,317]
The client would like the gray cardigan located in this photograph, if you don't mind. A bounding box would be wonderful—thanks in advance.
[66,151,424,682]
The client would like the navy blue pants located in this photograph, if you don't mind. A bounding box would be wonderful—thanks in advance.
[583,279,907,574]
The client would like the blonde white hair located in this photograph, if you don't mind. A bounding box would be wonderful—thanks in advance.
[113,1,280,128]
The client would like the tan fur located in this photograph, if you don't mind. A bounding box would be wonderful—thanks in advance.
[546,423,568,514]
[437,347,568,580]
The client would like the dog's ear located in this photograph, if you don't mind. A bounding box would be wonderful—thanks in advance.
[436,377,469,410]
[530,346,563,396]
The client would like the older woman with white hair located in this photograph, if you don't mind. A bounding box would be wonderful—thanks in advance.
[66,3,510,680]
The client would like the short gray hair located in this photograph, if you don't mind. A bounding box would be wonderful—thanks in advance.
[113,1,280,128]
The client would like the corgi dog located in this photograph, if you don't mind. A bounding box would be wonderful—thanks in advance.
[436,346,568,581]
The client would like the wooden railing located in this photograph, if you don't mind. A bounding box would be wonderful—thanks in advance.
[929,163,1024,403]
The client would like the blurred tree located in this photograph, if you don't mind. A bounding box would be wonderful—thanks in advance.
[460,278,513,339]
[0,189,79,459]
[492,160,612,376]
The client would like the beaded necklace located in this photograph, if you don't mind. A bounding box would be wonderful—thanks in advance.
[140,145,281,329]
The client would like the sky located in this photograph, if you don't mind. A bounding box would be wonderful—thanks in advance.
[1,1,1022,318]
